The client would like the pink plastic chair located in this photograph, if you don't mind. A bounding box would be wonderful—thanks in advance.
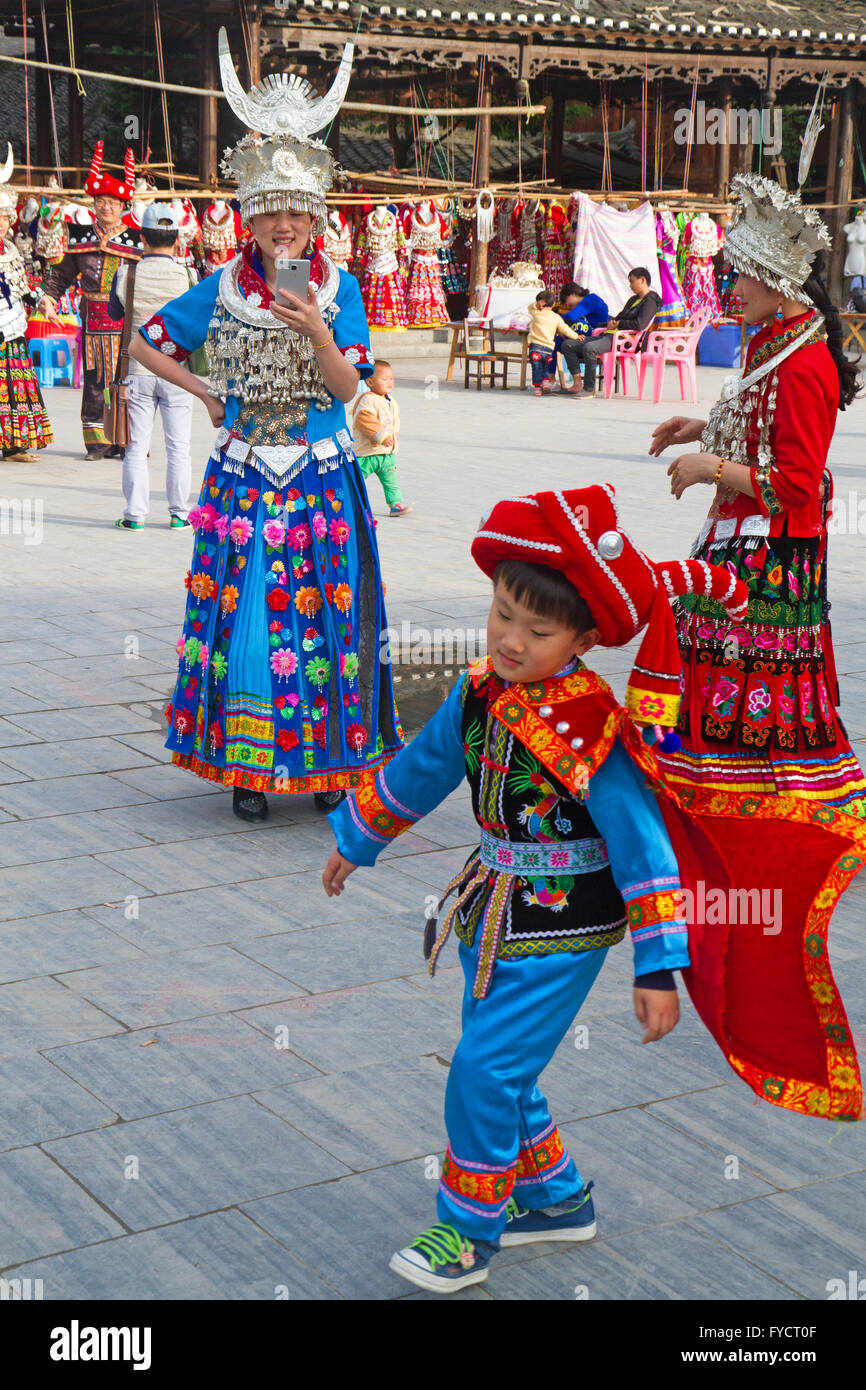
[599,328,648,400]
[637,307,714,404]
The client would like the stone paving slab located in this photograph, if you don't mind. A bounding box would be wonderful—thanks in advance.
[235,919,434,993]
[83,883,294,953]
[645,1088,866,1190]
[45,1014,319,1120]
[43,1095,350,1230]
[0,909,144,982]
[689,1173,866,1300]
[0,975,124,1056]
[0,1146,123,1266]
[0,772,158,819]
[4,1209,342,1300]
[0,809,155,868]
[237,978,461,1073]
[93,825,330,895]
[478,1223,803,1301]
[0,735,157,780]
[5,704,164,741]
[252,1056,450,1171]
[57,944,307,1028]
[0,855,147,923]
[0,1052,118,1151]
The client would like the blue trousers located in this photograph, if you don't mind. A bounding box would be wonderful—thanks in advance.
[436,938,608,1241]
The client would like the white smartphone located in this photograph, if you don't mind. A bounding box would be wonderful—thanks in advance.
[274,258,311,302]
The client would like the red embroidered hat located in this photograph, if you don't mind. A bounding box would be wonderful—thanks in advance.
[471,484,748,727]
[84,142,136,202]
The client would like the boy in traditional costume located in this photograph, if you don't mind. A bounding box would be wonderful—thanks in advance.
[38,142,141,459]
[323,484,865,1294]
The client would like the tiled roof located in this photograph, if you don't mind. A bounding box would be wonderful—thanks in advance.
[274,0,866,44]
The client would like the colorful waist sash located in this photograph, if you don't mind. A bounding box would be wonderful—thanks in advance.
[478,828,608,875]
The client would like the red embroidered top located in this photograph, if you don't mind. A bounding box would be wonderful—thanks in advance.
[711,311,838,539]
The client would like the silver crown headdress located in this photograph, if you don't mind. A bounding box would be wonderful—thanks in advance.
[218,27,353,233]
[724,173,831,306]
[0,145,17,218]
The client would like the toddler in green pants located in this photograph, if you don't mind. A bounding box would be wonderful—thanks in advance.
[351,360,412,517]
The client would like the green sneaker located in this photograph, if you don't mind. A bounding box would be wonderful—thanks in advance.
[169,516,192,529]
[114,518,144,531]
[389,1222,498,1293]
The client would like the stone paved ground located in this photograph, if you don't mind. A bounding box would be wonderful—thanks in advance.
[0,359,864,1301]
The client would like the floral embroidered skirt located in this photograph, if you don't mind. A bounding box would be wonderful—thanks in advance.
[541,244,569,301]
[0,337,53,452]
[657,532,866,815]
[655,255,689,327]
[437,245,468,294]
[361,270,408,330]
[165,440,404,793]
[682,257,721,318]
[406,255,449,328]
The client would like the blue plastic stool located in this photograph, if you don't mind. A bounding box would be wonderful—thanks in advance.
[29,335,76,388]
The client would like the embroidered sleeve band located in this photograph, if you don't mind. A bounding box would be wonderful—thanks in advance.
[754,463,786,516]
[139,314,191,363]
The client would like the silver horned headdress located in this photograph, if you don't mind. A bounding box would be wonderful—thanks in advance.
[218,27,354,233]
[0,144,17,219]
[724,173,831,307]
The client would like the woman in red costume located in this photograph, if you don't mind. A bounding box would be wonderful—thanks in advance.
[650,173,866,818]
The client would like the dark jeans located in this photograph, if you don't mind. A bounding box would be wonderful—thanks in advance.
[529,346,555,386]
[562,334,613,390]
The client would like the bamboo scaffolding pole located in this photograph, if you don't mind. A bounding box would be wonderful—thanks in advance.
[0,51,543,116]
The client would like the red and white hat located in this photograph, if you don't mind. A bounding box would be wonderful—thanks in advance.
[84,142,135,202]
[471,484,748,728]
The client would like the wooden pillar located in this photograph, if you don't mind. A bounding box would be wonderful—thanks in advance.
[34,22,52,175]
[247,2,262,88]
[470,72,491,293]
[67,76,83,185]
[714,83,732,202]
[200,15,219,189]
[829,81,856,303]
[824,96,840,207]
[551,87,566,186]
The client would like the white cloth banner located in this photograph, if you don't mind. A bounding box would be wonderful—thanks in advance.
[572,193,661,315]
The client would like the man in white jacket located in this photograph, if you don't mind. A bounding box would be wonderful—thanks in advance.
[109,203,196,530]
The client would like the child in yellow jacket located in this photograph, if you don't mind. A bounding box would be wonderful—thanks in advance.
[526,290,580,396]
[351,360,412,517]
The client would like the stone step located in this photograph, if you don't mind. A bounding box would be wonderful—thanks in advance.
[369,327,453,360]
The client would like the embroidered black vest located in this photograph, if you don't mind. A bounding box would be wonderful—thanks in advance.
[454,675,627,958]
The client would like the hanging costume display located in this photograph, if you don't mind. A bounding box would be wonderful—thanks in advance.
[202,200,241,276]
[654,208,689,326]
[405,199,449,327]
[357,206,409,330]
[491,198,522,277]
[434,197,467,295]
[170,199,205,277]
[39,141,141,456]
[661,174,866,824]
[0,145,52,458]
[682,212,723,318]
[146,30,402,796]
[541,202,569,299]
[519,198,542,265]
[330,483,863,1273]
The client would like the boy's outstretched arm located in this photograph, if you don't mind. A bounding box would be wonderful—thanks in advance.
[322,672,470,892]
[584,737,689,1044]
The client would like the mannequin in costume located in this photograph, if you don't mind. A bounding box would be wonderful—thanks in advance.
[651,173,866,818]
[405,199,449,327]
[654,207,688,327]
[681,212,723,318]
[131,30,402,824]
[0,146,53,460]
[318,209,353,270]
[323,483,864,1294]
[541,202,569,300]
[357,205,408,329]
[202,200,241,275]
[39,141,141,458]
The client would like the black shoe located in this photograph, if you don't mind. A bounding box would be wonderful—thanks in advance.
[84,446,109,460]
[232,787,269,822]
[104,444,124,459]
[314,789,346,813]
